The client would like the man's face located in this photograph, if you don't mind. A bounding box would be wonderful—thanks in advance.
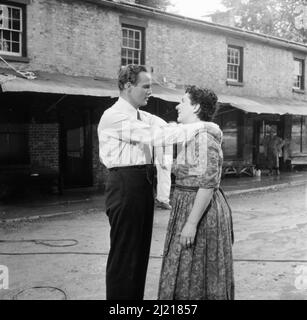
[128,72,152,107]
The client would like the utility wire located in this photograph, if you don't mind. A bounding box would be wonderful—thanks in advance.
[0,56,36,80]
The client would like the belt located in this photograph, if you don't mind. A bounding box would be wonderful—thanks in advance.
[174,184,200,192]
[174,184,234,244]
[108,165,155,184]
[109,165,153,171]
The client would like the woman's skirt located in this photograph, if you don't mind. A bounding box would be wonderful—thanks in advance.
[158,185,235,300]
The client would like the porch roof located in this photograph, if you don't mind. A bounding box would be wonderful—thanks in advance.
[218,94,307,116]
[1,70,307,115]
[0,70,183,102]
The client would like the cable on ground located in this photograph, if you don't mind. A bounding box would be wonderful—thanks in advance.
[12,286,68,300]
[0,239,78,247]
[1,239,307,262]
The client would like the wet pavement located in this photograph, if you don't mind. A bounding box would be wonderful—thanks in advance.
[221,171,307,194]
[0,183,307,300]
[1,171,307,222]
[0,188,105,222]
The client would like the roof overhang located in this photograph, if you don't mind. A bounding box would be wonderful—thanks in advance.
[1,70,307,115]
[0,70,183,102]
[0,71,119,97]
[219,94,307,116]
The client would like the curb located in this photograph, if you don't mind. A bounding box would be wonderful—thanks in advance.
[1,180,306,223]
[0,211,77,224]
[225,179,307,196]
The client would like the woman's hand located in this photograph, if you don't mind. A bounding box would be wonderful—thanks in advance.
[179,189,213,249]
[180,222,197,249]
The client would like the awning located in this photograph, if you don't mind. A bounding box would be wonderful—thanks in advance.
[151,85,183,102]
[0,69,183,102]
[2,69,307,114]
[0,71,119,97]
[219,94,307,116]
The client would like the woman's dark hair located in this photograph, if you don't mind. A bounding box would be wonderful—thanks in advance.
[118,64,148,91]
[185,85,218,121]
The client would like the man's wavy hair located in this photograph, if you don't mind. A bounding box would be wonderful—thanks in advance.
[185,85,218,121]
[118,64,148,91]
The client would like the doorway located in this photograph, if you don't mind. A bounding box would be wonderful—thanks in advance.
[60,105,92,188]
[254,119,283,169]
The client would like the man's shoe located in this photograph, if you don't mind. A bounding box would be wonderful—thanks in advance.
[155,199,172,210]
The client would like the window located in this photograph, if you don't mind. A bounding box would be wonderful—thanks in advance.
[0,106,29,165]
[227,46,243,82]
[0,3,25,56]
[293,58,305,90]
[292,115,307,154]
[121,24,145,66]
[216,109,241,159]
[0,125,29,164]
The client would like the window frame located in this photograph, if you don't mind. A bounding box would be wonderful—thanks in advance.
[0,124,29,165]
[292,115,307,154]
[293,58,305,91]
[0,104,30,166]
[227,45,244,84]
[215,107,243,160]
[121,23,145,66]
[0,1,27,59]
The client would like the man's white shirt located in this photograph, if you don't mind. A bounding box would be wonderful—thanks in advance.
[97,97,214,168]
[98,97,167,168]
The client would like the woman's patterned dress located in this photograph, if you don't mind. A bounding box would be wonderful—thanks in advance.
[158,123,235,300]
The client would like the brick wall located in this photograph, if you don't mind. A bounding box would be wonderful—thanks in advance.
[28,123,59,171]
[146,19,307,101]
[3,0,304,102]
[25,0,121,79]
[28,121,109,189]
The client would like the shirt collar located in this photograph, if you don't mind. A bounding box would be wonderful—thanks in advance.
[116,97,138,118]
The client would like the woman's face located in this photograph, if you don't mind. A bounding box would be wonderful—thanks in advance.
[176,93,198,124]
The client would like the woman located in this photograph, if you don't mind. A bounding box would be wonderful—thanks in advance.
[158,85,235,300]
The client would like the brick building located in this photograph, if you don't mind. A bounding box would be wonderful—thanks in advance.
[1,0,307,196]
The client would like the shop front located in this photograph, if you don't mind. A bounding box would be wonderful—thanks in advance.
[216,95,307,176]
[0,70,180,197]
[2,69,307,199]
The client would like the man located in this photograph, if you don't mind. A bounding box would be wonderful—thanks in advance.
[98,65,212,300]
[264,127,285,175]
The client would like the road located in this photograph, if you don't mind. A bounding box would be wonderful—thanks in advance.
[0,184,307,300]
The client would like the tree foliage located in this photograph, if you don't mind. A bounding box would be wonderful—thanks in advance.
[221,0,307,43]
[135,0,172,11]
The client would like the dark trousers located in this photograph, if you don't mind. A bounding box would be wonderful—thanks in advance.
[105,166,155,300]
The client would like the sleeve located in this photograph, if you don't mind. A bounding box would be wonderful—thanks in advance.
[151,113,173,166]
[196,132,222,189]
[144,112,168,127]
[100,120,208,147]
